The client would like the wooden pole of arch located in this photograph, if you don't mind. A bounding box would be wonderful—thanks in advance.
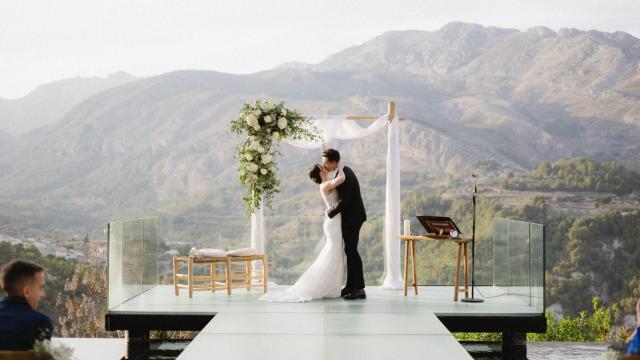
[344,101,405,121]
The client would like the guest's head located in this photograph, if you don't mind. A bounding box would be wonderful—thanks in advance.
[309,163,327,184]
[322,149,340,172]
[1,260,46,309]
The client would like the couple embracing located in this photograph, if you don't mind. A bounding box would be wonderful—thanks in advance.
[261,149,367,302]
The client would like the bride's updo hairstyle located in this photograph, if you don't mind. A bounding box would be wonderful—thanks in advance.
[309,164,322,184]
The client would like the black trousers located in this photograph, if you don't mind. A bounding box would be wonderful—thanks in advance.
[343,220,365,290]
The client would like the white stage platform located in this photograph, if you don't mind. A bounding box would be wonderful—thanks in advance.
[110,285,539,316]
[106,285,541,360]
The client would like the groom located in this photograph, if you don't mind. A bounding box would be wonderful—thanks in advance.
[323,149,367,300]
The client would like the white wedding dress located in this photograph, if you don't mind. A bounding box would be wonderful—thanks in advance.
[260,188,344,302]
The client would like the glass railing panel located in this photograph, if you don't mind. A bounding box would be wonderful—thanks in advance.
[107,221,123,310]
[508,220,530,297]
[530,222,545,311]
[142,217,159,291]
[121,219,143,305]
[263,215,330,285]
[158,216,252,283]
[493,219,510,287]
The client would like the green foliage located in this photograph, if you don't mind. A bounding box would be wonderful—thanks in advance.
[229,100,320,214]
[545,210,640,317]
[529,298,614,342]
[458,298,622,343]
[454,332,502,342]
[503,157,640,195]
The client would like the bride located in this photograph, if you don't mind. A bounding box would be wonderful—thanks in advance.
[260,161,346,302]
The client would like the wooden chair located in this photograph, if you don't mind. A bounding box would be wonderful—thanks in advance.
[173,255,229,298]
[226,254,268,294]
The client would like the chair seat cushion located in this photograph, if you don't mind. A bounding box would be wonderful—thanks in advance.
[189,247,227,258]
[227,247,259,256]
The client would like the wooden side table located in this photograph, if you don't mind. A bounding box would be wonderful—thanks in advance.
[398,235,470,301]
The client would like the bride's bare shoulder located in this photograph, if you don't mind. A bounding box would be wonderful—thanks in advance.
[321,186,338,199]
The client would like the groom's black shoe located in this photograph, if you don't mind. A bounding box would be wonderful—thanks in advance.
[341,287,352,297]
[343,289,366,300]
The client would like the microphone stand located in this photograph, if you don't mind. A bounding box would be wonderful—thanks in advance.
[461,174,484,303]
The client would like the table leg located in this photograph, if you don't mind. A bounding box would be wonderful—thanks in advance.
[226,257,232,295]
[211,262,216,293]
[173,257,179,296]
[403,240,409,296]
[262,257,269,293]
[463,242,469,298]
[411,240,418,295]
[454,243,461,301]
[188,257,193,299]
[246,260,252,291]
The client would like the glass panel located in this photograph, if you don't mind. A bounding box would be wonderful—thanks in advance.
[493,219,509,287]
[508,221,530,297]
[143,217,159,291]
[264,215,326,285]
[158,216,251,283]
[121,219,143,304]
[107,221,123,310]
[530,223,545,311]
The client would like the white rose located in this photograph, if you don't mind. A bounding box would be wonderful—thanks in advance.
[271,132,280,141]
[264,115,272,123]
[257,146,266,154]
[245,114,257,126]
[245,154,253,161]
[281,109,287,116]
[251,141,261,150]
[277,117,288,129]
[261,154,272,164]
[253,124,260,131]
[248,164,259,172]
[260,168,268,175]
[265,102,274,110]
[254,109,261,116]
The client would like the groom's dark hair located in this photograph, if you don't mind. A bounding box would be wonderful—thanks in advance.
[323,149,340,162]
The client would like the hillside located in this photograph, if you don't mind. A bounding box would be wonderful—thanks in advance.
[0,71,137,136]
[0,22,640,230]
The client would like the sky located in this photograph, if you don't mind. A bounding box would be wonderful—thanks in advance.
[1,0,639,99]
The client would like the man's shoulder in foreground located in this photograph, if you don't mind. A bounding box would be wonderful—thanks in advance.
[0,296,53,350]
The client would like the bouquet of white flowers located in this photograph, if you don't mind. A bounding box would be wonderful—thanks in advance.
[230,100,320,214]
[33,339,76,360]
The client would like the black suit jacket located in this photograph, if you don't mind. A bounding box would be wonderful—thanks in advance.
[0,296,52,351]
[327,166,366,224]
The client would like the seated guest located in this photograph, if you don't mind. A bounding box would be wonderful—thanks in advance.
[0,260,53,351]
[627,299,640,355]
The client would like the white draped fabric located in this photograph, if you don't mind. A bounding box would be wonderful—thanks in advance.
[382,118,403,289]
[250,114,403,289]
[250,205,265,269]
[285,115,388,148]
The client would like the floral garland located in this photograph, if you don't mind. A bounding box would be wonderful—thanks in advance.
[230,100,320,214]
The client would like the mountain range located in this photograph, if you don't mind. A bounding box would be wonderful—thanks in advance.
[0,22,639,229]
[0,71,137,136]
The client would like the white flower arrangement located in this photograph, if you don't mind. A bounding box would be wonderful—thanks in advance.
[33,339,76,360]
[261,154,273,164]
[277,117,288,129]
[230,100,320,213]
